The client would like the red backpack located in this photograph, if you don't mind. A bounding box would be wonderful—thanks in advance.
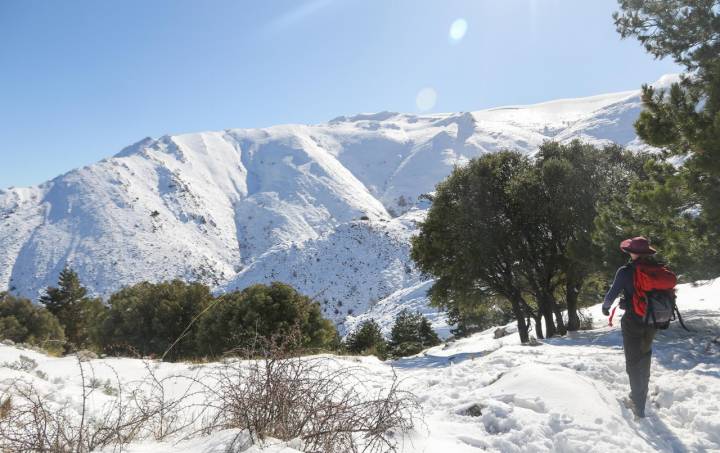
[631,262,680,329]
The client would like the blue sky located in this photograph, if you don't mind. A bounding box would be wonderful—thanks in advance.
[0,0,681,189]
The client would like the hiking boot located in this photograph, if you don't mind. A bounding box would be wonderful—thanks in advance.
[622,396,645,419]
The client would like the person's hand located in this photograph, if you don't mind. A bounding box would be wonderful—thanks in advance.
[602,306,610,317]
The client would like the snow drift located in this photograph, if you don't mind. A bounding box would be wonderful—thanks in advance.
[0,276,717,452]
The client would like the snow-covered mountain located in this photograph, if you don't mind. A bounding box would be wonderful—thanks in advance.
[0,77,673,332]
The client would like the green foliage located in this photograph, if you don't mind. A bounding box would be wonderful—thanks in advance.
[614,0,720,72]
[39,267,107,350]
[444,295,514,338]
[613,0,720,277]
[39,266,87,317]
[535,141,649,328]
[5,271,338,361]
[593,156,703,278]
[412,143,644,340]
[344,320,387,359]
[100,280,212,360]
[411,151,534,341]
[0,293,65,353]
[388,309,440,357]
[196,282,338,357]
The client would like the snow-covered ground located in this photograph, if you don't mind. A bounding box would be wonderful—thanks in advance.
[1,278,717,452]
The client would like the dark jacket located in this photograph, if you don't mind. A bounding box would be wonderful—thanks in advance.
[603,262,635,312]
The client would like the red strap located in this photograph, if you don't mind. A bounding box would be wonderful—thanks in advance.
[608,306,618,327]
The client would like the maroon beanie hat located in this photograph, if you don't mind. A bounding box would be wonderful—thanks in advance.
[620,236,656,255]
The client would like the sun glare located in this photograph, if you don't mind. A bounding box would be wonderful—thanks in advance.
[449,18,468,42]
[416,87,438,111]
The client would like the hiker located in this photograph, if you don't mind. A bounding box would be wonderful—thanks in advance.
[601,236,677,419]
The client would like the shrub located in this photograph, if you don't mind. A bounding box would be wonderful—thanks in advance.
[389,309,440,357]
[0,294,65,353]
[2,355,38,372]
[100,280,213,360]
[0,359,188,452]
[199,335,419,453]
[345,319,387,359]
[196,282,338,357]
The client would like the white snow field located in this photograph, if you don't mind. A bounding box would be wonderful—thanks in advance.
[0,76,678,334]
[1,279,717,452]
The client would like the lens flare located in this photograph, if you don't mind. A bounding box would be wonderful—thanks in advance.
[416,87,437,111]
[449,18,468,42]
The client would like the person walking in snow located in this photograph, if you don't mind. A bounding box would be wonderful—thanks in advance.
[601,236,677,419]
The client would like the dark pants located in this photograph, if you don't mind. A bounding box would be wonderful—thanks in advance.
[621,314,656,416]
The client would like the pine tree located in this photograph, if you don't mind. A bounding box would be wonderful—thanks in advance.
[418,316,440,347]
[344,319,387,359]
[614,0,719,73]
[40,266,87,317]
[613,0,720,276]
[39,267,105,350]
[388,309,440,357]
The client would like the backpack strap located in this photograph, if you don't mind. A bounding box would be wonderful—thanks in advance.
[674,304,692,332]
[648,299,658,328]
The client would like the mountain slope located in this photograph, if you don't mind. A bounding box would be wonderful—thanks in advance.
[0,78,672,329]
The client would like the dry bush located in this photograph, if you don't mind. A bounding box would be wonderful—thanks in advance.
[0,330,421,453]
[0,356,198,452]
[195,333,420,453]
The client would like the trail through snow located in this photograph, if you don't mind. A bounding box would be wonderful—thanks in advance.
[1,279,717,452]
[392,279,720,452]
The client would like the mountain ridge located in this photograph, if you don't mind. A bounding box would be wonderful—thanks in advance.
[0,77,674,333]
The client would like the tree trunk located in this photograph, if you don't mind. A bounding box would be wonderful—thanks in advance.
[543,303,556,338]
[534,315,544,339]
[510,295,530,343]
[553,303,567,336]
[566,281,581,332]
[515,310,529,343]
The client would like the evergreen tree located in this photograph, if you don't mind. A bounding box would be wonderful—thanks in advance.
[613,0,720,276]
[418,317,439,346]
[443,295,514,338]
[344,319,387,359]
[39,267,106,350]
[412,145,643,341]
[614,0,719,72]
[411,151,536,342]
[101,280,212,360]
[534,141,645,330]
[40,266,87,317]
[389,309,440,357]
